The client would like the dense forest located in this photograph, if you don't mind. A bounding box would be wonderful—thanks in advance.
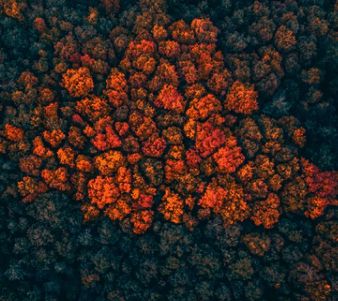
[0,0,338,300]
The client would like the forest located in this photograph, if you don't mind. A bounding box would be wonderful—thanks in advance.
[0,0,338,300]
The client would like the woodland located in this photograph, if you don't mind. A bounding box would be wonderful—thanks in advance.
[0,0,338,300]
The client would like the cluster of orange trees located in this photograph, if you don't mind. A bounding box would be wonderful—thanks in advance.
[0,0,337,235]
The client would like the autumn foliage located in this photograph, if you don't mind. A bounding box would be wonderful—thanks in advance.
[224,80,259,115]
[61,67,94,98]
[2,1,338,300]
[1,10,337,237]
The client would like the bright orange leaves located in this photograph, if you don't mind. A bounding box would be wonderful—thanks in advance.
[190,18,219,44]
[43,129,65,148]
[88,176,120,209]
[251,193,281,229]
[130,210,154,234]
[142,135,167,158]
[213,145,245,174]
[105,68,129,107]
[4,124,24,142]
[5,14,337,236]
[302,158,338,219]
[41,167,71,191]
[94,150,126,176]
[186,94,222,120]
[158,188,184,224]
[76,97,112,122]
[198,180,226,211]
[195,122,226,158]
[61,67,94,98]
[154,84,185,113]
[225,81,259,115]
[91,125,122,151]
